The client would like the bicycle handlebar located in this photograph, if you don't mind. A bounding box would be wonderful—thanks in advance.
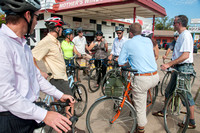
[50,99,71,108]
[164,67,193,75]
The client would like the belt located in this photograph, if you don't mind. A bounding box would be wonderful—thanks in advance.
[0,111,12,116]
[135,71,157,76]
[174,63,193,67]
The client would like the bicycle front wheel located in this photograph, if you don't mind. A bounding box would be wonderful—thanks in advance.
[73,84,88,117]
[164,92,190,133]
[161,72,171,96]
[88,68,100,92]
[86,97,137,133]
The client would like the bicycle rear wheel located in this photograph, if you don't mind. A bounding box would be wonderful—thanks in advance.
[88,67,100,92]
[164,92,190,133]
[86,97,137,133]
[146,85,158,115]
[161,72,171,96]
[73,84,88,117]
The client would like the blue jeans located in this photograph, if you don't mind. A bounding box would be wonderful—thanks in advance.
[165,64,195,106]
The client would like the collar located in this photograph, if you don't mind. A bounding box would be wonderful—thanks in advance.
[47,33,60,45]
[117,36,125,41]
[0,24,27,47]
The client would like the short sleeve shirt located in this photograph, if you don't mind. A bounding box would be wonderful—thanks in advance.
[172,30,193,64]
[32,33,68,81]
[61,40,74,59]
[72,36,87,54]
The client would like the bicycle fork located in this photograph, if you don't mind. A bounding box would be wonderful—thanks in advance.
[110,82,132,124]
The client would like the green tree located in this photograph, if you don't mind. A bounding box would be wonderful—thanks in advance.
[155,16,174,30]
[0,13,6,27]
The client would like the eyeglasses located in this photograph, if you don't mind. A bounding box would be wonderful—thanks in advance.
[116,32,122,35]
[173,21,179,25]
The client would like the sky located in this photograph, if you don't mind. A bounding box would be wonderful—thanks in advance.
[154,0,200,26]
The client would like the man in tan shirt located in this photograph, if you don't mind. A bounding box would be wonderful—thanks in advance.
[32,17,85,133]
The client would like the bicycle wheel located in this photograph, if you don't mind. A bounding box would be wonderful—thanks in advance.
[161,72,171,96]
[86,97,137,133]
[73,84,88,117]
[164,92,190,133]
[88,67,100,92]
[146,85,158,115]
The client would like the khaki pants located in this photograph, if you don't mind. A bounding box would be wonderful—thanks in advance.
[131,73,159,127]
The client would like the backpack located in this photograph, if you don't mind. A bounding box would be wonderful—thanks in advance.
[105,73,125,97]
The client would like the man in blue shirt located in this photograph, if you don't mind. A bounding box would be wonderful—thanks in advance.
[118,23,159,133]
[108,26,128,67]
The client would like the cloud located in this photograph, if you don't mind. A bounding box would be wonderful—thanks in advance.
[168,0,198,5]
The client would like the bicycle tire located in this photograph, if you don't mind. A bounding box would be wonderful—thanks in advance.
[86,96,137,133]
[88,67,100,92]
[161,72,171,96]
[73,84,88,117]
[101,69,121,95]
[146,85,158,115]
[164,92,190,133]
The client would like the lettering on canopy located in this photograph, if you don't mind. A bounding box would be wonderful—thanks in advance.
[53,0,124,11]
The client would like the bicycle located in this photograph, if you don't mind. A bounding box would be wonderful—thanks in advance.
[160,59,196,96]
[163,68,193,133]
[44,71,88,117]
[88,58,108,92]
[35,100,78,133]
[86,67,159,133]
[101,67,159,115]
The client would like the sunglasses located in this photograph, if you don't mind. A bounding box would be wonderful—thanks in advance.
[34,14,39,20]
[116,32,122,35]
[173,21,179,25]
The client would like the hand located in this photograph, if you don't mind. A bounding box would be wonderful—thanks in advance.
[41,71,49,79]
[161,63,170,71]
[43,111,72,133]
[162,55,167,60]
[114,57,118,61]
[60,94,75,106]
[108,55,112,61]
[88,51,92,54]
[78,53,82,57]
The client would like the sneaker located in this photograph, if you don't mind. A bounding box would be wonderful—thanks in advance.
[68,127,85,133]
[152,110,164,117]
[178,122,196,129]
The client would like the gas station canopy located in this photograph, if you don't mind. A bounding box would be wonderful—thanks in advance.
[45,0,166,20]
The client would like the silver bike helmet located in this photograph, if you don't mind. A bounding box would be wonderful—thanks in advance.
[0,0,41,13]
[115,26,124,32]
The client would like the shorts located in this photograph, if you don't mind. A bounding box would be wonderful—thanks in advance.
[50,79,73,96]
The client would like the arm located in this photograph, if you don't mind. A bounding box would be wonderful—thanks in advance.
[88,41,95,51]
[154,44,159,60]
[118,45,128,66]
[163,48,171,59]
[108,40,115,60]
[33,58,48,79]
[161,52,189,70]
[73,46,81,57]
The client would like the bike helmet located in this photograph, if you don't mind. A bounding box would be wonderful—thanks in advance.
[174,31,179,37]
[45,17,65,29]
[63,29,73,36]
[115,26,124,32]
[0,0,41,13]
[76,27,83,33]
[96,31,103,36]
[141,30,153,39]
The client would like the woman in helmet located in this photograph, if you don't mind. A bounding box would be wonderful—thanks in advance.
[141,30,159,60]
[61,29,81,79]
[88,31,108,87]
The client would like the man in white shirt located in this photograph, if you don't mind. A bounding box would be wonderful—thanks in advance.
[108,26,128,67]
[0,0,74,133]
[73,27,92,78]
[153,15,196,129]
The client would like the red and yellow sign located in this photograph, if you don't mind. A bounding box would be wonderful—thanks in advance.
[53,0,125,11]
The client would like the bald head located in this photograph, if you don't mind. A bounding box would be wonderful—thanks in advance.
[129,23,142,36]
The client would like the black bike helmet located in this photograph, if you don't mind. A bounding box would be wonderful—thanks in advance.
[96,31,103,36]
[0,0,41,13]
[115,26,124,32]
[76,27,83,33]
